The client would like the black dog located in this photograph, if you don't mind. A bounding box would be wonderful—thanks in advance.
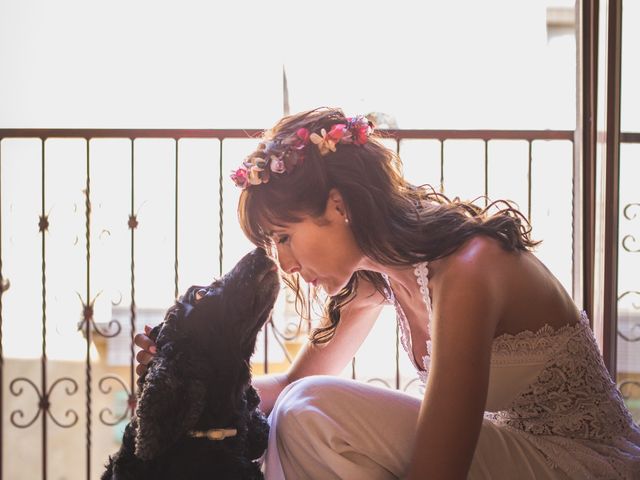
[102,248,280,479]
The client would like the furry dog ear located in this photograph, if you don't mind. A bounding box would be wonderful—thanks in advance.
[134,347,206,461]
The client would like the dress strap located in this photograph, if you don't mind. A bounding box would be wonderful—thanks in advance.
[381,272,420,372]
[381,263,434,382]
[413,261,433,316]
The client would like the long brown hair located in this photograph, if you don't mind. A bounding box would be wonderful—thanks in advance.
[237,107,539,344]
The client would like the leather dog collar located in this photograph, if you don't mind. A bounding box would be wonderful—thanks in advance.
[189,428,238,441]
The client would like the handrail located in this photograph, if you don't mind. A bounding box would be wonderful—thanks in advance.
[0,128,575,141]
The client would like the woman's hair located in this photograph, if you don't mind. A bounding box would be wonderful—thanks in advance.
[237,107,539,344]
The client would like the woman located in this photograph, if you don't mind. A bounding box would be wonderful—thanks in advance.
[135,107,640,479]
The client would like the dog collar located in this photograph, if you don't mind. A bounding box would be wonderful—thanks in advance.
[189,428,238,441]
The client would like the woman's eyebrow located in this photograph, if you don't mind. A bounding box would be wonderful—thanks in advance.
[267,228,286,237]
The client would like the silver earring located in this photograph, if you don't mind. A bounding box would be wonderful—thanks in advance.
[345,218,350,224]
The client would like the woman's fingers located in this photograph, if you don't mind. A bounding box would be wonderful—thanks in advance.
[136,349,155,366]
[134,324,157,377]
[134,332,157,354]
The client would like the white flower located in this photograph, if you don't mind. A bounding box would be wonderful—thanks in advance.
[309,129,337,156]
[247,165,264,185]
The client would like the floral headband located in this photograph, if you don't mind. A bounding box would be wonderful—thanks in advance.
[231,116,374,189]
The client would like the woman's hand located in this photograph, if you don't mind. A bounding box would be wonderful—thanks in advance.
[134,325,157,376]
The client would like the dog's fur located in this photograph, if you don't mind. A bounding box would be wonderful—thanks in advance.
[102,248,280,480]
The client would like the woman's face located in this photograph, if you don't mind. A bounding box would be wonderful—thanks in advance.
[266,190,364,296]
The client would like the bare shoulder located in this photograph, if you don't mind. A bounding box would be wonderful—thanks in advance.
[432,235,516,284]
[432,235,580,334]
[427,235,520,332]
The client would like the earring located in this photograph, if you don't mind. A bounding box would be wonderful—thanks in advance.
[345,217,350,224]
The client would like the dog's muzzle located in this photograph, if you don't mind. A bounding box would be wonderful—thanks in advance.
[188,428,238,441]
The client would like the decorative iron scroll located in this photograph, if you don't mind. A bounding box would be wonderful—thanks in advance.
[618,291,640,342]
[622,203,640,253]
[619,380,640,401]
[9,376,79,429]
[98,376,135,425]
[77,292,123,339]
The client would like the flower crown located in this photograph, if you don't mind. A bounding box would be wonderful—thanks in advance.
[231,115,374,189]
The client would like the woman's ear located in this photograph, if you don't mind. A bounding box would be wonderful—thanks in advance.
[326,188,349,221]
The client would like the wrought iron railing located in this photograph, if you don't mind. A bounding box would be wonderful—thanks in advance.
[0,127,637,479]
[617,132,640,415]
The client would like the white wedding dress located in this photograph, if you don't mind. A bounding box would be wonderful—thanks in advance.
[389,261,640,479]
[263,261,640,479]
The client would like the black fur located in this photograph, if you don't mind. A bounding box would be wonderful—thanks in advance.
[102,248,280,480]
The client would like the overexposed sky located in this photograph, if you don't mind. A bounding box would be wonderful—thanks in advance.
[1,0,578,129]
[0,0,576,363]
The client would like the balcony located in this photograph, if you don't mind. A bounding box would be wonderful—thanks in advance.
[0,125,639,479]
[1,1,639,479]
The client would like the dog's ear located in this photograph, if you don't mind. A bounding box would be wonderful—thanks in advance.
[134,343,206,461]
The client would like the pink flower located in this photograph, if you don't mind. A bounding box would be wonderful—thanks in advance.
[347,116,372,145]
[353,125,370,145]
[327,124,348,143]
[231,167,248,188]
[284,128,310,150]
[296,128,310,144]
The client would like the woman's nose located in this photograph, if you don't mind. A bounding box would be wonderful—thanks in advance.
[275,245,300,275]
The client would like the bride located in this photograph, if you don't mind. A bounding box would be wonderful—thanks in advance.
[137,107,640,479]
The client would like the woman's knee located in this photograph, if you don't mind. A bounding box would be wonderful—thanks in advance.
[277,375,347,412]
[272,376,349,435]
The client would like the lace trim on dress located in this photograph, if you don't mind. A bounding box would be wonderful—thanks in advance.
[381,261,431,381]
[413,261,433,315]
[482,312,640,477]
[487,316,636,440]
[412,262,434,380]
[382,272,416,372]
[490,312,590,365]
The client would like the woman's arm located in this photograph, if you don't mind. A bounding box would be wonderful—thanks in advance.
[254,279,387,415]
[407,240,504,479]
[252,374,289,415]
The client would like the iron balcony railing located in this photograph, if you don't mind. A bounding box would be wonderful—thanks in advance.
[0,127,637,480]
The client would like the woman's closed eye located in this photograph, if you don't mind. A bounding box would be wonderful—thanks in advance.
[276,234,289,245]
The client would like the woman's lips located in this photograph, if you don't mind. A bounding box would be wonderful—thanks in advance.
[311,278,318,287]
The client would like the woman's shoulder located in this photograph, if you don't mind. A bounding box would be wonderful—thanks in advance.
[433,235,519,279]
[428,234,529,314]
[431,234,579,333]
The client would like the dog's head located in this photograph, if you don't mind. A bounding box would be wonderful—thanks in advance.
[134,247,280,461]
